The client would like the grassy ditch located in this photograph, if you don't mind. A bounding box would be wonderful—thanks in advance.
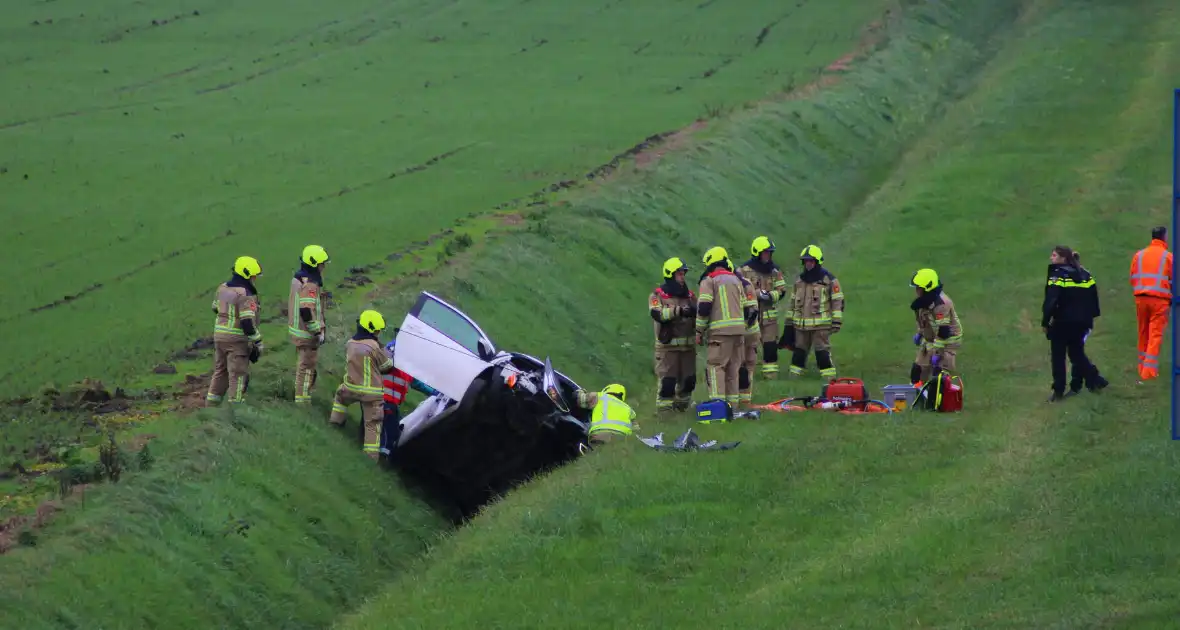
[0,403,446,629]
[336,0,1180,627]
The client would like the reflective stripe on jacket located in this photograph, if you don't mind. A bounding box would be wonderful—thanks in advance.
[588,395,636,437]
[344,338,392,398]
[1130,239,1173,299]
[695,269,748,336]
[383,370,411,406]
[212,282,261,343]
[288,274,324,340]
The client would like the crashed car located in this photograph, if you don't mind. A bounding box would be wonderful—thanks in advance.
[389,291,592,518]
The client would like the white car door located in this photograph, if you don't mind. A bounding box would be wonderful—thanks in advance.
[393,291,497,401]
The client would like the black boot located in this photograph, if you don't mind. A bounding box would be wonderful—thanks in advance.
[790,348,807,374]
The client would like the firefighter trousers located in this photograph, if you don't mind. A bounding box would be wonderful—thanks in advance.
[1135,295,1169,380]
[758,321,780,377]
[913,346,958,384]
[206,339,251,405]
[329,385,384,460]
[789,328,836,378]
[293,340,319,403]
[290,339,318,405]
[704,334,743,407]
[654,347,696,412]
[738,332,758,407]
[1049,322,1106,394]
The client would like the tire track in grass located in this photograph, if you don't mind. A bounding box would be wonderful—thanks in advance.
[7,144,471,326]
[1,230,234,324]
[0,1,430,130]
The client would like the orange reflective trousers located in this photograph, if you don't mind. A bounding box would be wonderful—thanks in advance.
[1135,295,1170,380]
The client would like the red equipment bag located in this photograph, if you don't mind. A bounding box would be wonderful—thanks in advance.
[916,372,963,412]
[939,374,963,412]
[821,377,869,410]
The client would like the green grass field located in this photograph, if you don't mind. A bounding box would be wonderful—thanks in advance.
[1,0,893,398]
[4,0,1180,627]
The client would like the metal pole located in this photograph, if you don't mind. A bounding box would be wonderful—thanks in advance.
[1172,88,1179,439]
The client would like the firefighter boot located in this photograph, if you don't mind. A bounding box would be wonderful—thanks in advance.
[910,363,923,386]
[738,366,752,408]
[760,342,779,379]
[816,350,837,379]
[789,348,808,377]
[657,377,677,415]
[674,374,696,411]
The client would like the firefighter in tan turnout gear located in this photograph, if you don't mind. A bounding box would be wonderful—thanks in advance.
[780,245,844,378]
[289,244,330,404]
[731,261,760,408]
[649,257,697,413]
[910,268,963,386]
[329,310,396,460]
[696,247,756,407]
[206,256,264,406]
[739,236,789,379]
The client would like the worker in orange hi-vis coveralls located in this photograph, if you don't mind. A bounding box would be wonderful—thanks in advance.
[1129,226,1174,381]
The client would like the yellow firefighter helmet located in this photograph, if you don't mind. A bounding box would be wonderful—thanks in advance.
[233,256,262,279]
[751,236,776,257]
[302,244,330,267]
[910,268,940,291]
[358,309,387,334]
[662,257,688,279]
[799,245,824,265]
[702,246,729,267]
[602,383,627,402]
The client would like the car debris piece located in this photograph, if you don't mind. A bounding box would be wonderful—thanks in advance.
[639,429,740,452]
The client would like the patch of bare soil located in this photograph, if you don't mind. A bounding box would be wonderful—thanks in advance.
[623,7,896,176]
[633,119,710,170]
[0,495,68,554]
[497,212,525,226]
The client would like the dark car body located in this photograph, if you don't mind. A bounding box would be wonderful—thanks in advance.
[390,291,591,519]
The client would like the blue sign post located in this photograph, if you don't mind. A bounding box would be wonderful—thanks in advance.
[1172,88,1179,439]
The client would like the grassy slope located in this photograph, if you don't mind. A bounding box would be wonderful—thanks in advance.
[0,1,914,628]
[0,0,892,397]
[0,0,897,531]
[0,404,446,628]
[334,0,1180,628]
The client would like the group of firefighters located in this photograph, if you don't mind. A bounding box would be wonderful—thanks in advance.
[647,237,963,413]
[201,226,1174,458]
[202,244,637,460]
[203,245,430,460]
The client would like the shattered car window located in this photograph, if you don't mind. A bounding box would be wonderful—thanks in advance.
[418,298,483,354]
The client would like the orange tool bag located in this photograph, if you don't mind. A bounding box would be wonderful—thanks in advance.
[915,372,963,412]
[820,377,870,411]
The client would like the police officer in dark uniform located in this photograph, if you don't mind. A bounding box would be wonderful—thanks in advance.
[1042,245,1109,401]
